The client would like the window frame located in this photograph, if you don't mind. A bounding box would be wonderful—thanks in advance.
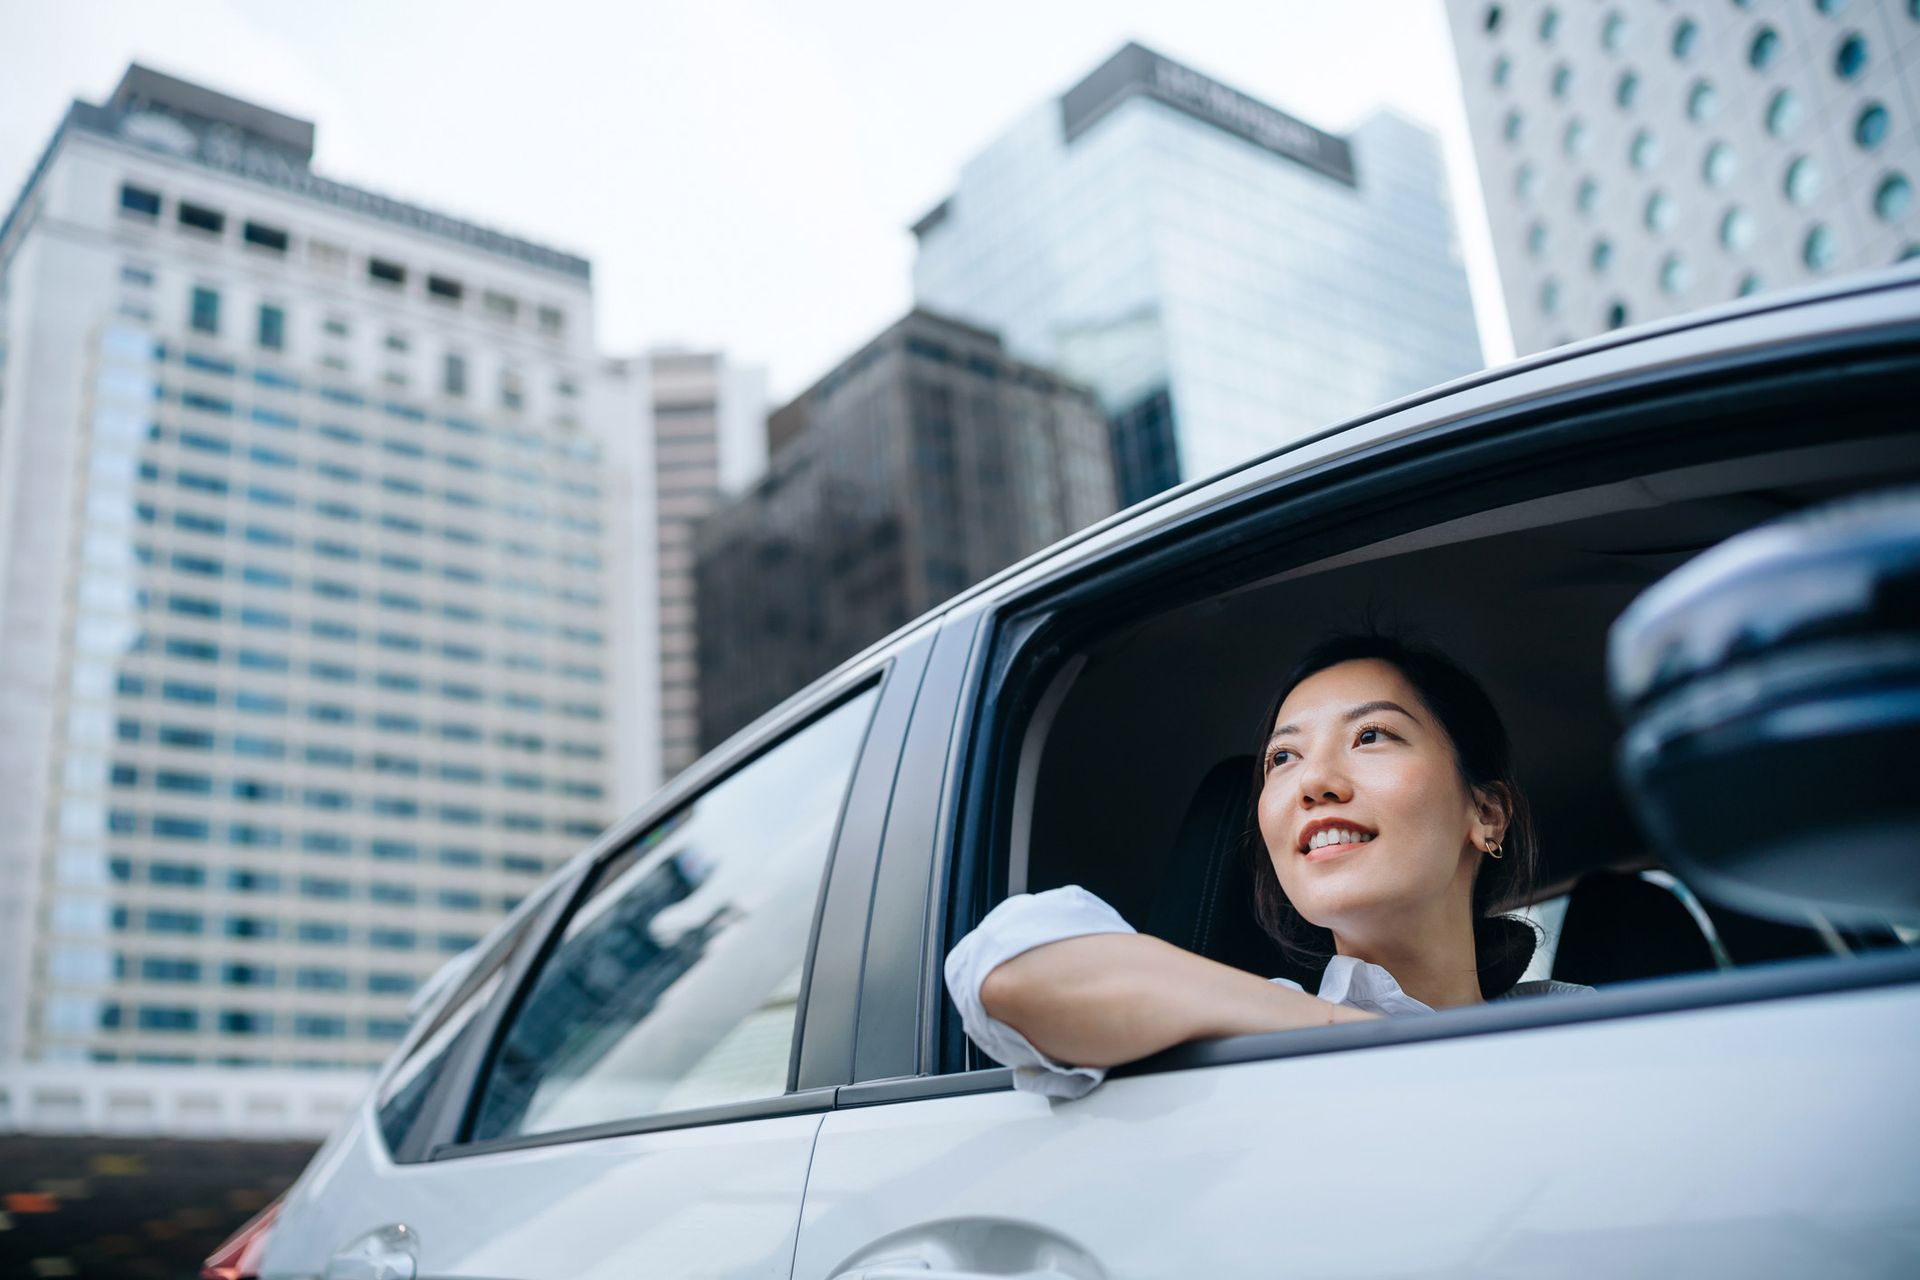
[844,284,1920,1097]
[417,626,935,1161]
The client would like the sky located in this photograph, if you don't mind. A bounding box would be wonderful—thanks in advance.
[0,0,1515,401]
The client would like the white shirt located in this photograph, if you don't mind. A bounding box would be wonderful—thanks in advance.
[945,885,1593,1099]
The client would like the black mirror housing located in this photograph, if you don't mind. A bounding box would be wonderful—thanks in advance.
[1609,488,1920,929]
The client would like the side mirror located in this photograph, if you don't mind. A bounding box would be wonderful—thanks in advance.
[1609,488,1920,929]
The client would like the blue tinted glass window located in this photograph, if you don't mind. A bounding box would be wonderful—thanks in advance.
[234,690,287,715]
[146,909,204,935]
[245,524,294,548]
[142,957,202,982]
[139,1006,200,1031]
[189,288,220,336]
[297,921,349,945]
[222,962,277,985]
[302,832,350,855]
[367,972,414,995]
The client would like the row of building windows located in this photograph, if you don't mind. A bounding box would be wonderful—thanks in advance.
[116,183,571,341]
[104,716,604,763]
[114,520,609,642]
[104,757,603,799]
[107,905,482,952]
[104,858,516,910]
[115,624,604,689]
[110,546,603,628]
[127,335,603,468]
[104,799,599,838]
[121,958,422,995]
[141,409,604,520]
[147,416,605,505]
[108,645,606,724]
[96,1003,412,1040]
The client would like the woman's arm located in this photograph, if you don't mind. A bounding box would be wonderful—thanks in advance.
[981,932,1380,1069]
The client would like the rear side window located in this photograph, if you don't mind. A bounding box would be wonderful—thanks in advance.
[467,687,878,1143]
[376,913,536,1156]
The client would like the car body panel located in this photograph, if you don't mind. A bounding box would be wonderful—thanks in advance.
[795,978,1920,1279]
[265,1104,828,1280]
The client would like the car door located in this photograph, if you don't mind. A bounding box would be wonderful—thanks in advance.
[789,298,1920,1278]
[261,633,932,1280]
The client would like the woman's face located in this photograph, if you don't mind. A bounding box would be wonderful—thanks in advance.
[1256,659,1491,941]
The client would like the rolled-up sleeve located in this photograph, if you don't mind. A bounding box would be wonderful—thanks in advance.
[943,885,1137,1099]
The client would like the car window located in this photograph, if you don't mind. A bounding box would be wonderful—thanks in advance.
[466,687,879,1143]
[376,912,536,1157]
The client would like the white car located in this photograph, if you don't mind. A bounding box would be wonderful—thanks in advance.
[225,268,1920,1280]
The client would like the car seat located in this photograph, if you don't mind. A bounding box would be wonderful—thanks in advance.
[1144,756,1319,988]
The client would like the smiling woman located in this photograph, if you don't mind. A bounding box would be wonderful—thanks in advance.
[944,633,1592,1098]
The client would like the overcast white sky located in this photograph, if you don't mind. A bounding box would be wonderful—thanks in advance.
[2,0,1514,400]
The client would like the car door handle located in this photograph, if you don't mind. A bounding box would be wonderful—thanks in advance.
[324,1224,420,1280]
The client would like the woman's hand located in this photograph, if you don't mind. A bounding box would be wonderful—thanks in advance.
[979,933,1379,1070]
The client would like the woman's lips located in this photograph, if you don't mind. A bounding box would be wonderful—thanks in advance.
[1302,839,1372,864]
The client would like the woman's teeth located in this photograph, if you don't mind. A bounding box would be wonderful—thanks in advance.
[1306,829,1375,851]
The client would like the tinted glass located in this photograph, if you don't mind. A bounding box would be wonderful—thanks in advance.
[468,688,878,1142]
[375,910,539,1157]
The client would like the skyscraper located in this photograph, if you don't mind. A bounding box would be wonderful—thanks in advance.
[1447,0,1920,355]
[693,309,1116,746]
[0,66,627,1069]
[912,42,1485,504]
[639,351,766,778]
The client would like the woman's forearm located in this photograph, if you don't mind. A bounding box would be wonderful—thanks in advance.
[978,932,1378,1070]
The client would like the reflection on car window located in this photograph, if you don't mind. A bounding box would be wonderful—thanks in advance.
[468,687,878,1142]
[376,915,534,1156]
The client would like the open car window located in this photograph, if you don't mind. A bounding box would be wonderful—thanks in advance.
[948,411,1920,1074]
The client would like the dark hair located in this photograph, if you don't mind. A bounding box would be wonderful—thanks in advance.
[1247,634,1541,999]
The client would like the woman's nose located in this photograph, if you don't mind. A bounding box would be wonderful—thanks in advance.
[1300,763,1352,806]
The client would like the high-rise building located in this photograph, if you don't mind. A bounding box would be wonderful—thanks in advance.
[1447,0,1920,355]
[693,309,1116,746]
[0,66,629,1069]
[638,351,765,779]
[912,42,1484,504]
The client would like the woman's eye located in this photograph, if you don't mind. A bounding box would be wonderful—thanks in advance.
[1268,748,1294,769]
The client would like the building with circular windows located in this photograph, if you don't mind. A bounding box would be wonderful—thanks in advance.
[1449,0,1919,353]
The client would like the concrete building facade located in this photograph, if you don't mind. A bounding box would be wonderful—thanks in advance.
[912,42,1485,504]
[694,310,1116,747]
[1447,0,1920,354]
[0,66,630,1069]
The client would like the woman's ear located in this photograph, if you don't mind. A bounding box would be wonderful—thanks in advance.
[1472,782,1514,847]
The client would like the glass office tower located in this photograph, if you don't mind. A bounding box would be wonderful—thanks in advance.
[913,42,1485,503]
[0,66,626,1070]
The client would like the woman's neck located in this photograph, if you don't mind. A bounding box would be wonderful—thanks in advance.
[1335,906,1486,1010]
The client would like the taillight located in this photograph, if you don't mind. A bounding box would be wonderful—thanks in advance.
[200,1195,283,1280]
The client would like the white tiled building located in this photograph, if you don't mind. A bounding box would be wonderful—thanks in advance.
[1447,0,1920,354]
[0,66,643,1069]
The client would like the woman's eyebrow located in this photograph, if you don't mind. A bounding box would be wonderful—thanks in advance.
[1268,700,1418,741]
[1344,699,1417,724]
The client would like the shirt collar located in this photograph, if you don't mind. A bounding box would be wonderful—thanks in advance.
[1319,954,1437,1016]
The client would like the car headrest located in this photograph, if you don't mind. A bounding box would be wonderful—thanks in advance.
[1552,870,1720,987]
[1146,757,1308,985]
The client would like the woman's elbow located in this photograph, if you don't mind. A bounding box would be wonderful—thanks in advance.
[977,958,1031,1025]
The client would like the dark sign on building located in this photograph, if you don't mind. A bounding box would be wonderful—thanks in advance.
[1059,42,1358,187]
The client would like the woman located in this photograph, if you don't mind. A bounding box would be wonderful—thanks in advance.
[945,634,1594,1099]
